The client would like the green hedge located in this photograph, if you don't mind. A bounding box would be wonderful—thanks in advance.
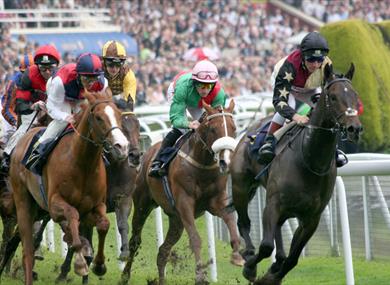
[321,20,390,152]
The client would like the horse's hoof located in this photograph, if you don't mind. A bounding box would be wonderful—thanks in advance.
[240,249,255,261]
[92,263,107,276]
[195,279,209,285]
[55,274,67,283]
[243,264,257,282]
[74,252,88,276]
[118,250,129,261]
[230,252,245,267]
[32,271,38,281]
[118,275,130,285]
[254,274,282,285]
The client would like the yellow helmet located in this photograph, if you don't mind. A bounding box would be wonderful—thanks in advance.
[102,40,126,63]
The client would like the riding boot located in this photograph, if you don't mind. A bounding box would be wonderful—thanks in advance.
[149,128,182,178]
[0,153,11,174]
[336,148,348,168]
[25,141,51,175]
[258,122,283,164]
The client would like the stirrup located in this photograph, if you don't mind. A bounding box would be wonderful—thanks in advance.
[336,150,348,168]
[149,161,162,178]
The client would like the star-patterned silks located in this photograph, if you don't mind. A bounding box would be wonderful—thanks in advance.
[277,101,288,109]
[278,87,289,99]
[283,72,293,82]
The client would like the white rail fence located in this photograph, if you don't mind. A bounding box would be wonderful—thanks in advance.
[39,96,390,285]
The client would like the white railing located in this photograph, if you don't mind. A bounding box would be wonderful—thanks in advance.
[0,8,120,33]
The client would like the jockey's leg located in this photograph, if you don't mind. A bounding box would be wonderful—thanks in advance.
[148,128,182,177]
[257,121,282,164]
[26,120,68,175]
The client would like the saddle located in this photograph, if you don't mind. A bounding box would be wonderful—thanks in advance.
[22,127,74,176]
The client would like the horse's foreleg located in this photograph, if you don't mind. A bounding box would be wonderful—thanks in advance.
[87,203,109,277]
[56,246,75,282]
[50,196,82,250]
[0,216,17,273]
[120,191,154,285]
[265,217,320,283]
[267,224,286,274]
[209,195,244,267]
[232,180,257,260]
[243,201,280,282]
[114,194,132,261]
[157,216,184,285]
[176,199,206,285]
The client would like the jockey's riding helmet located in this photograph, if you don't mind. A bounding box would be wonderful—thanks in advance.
[34,45,61,65]
[191,60,219,83]
[102,41,127,63]
[300,32,329,59]
[76,53,103,76]
[19,53,34,72]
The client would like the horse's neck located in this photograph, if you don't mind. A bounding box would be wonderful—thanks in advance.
[184,131,215,165]
[303,99,338,170]
[71,110,102,166]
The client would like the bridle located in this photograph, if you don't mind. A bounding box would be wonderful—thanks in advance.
[71,100,122,149]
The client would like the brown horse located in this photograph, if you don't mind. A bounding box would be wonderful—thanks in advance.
[56,110,141,284]
[120,100,244,285]
[5,90,129,285]
[230,63,363,285]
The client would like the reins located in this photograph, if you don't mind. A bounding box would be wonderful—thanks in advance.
[70,100,122,148]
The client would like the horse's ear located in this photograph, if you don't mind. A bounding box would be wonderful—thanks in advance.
[226,99,235,113]
[324,63,333,82]
[345,63,355,80]
[202,100,213,113]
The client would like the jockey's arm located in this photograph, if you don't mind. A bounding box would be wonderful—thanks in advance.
[122,69,137,110]
[169,86,190,129]
[45,77,70,122]
[272,61,297,121]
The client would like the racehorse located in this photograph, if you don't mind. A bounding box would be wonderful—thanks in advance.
[120,100,245,285]
[56,110,141,284]
[3,90,129,285]
[230,63,363,285]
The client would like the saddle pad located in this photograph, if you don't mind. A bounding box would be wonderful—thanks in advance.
[160,130,193,169]
[21,129,46,165]
[246,121,270,156]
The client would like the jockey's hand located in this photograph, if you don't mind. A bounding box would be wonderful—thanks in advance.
[65,115,75,124]
[31,101,47,112]
[292,113,309,125]
[189,120,200,130]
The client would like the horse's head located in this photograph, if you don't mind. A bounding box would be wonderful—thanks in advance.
[121,113,141,167]
[319,63,363,143]
[83,90,129,161]
[198,100,237,174]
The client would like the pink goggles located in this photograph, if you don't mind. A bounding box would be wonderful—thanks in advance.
[193,71,218,81]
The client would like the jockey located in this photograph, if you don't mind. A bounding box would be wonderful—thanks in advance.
[26,53,107,175]
[0,45,61,173]
[102,40,136,111]
[258,31,348,167]
[149,59,227,177]
[0,53,34,146]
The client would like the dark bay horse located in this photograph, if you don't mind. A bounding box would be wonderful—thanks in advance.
[56,110,141,284]
[230,63,363,285]
[120,100,245,285]
[4,91,129,285]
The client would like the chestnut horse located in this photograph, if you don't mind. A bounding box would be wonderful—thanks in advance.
[56,110,141,284]
[120,100,245,285]
[4,91,129,285]
[230,63,363,285]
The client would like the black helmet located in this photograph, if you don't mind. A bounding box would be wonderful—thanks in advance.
[300,32,329,58]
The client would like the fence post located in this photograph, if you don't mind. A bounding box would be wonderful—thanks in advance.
[362,176,372,260]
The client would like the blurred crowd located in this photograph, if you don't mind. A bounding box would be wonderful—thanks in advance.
[284,0,390,23]
[0,0,389,107]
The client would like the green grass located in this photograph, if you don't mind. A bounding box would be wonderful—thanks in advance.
[1,212,390,285]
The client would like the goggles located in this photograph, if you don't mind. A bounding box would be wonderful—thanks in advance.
[193,71,218,81]
[105,58,124,68]
[80,74,100,84]
[195,82,215,89]
[38,64,57,72]
[305,55,325,63]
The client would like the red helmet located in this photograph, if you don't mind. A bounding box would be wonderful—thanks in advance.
[19,53,34,72]
[34,45,61,65]
[191,60,219,83]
